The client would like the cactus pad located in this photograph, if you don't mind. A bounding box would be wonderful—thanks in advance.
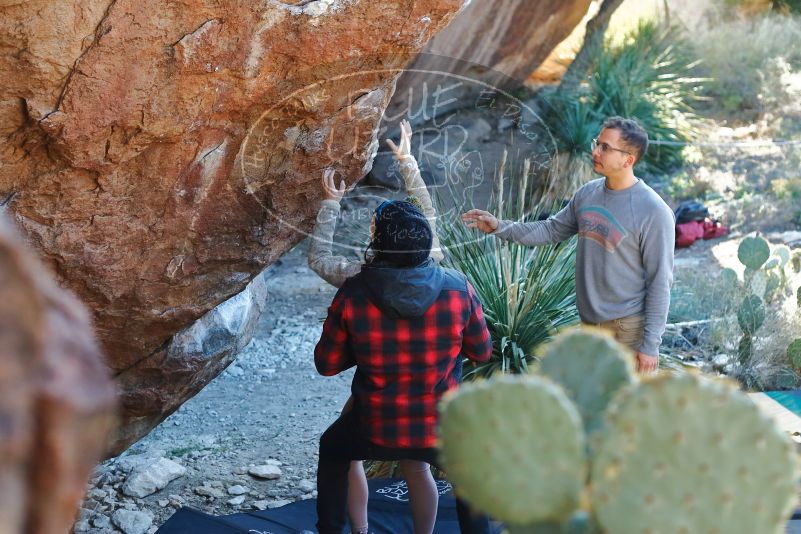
[765,272,781,299]
[747,269,767,297]
[438,376,586,525]
[720,267,738,286]
[538,328,635,436]
[774,245,791,267]
[737,294,765,335]
[738,236,770,270]
[738,334,753,364]
[788,339,801,371]
[591,374,799,534]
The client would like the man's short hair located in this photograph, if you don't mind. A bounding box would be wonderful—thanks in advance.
[603,116,648,164]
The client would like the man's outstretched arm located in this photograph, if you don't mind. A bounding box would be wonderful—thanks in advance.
[461,196,579,246]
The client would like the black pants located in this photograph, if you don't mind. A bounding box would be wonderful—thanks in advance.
[316,410,491,534]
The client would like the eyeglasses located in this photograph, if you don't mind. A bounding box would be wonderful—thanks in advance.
[591,138,631,155]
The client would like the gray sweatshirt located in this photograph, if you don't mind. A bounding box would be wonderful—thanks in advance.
[492,178,675,356]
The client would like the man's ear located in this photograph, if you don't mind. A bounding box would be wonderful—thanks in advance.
[625,154,636,168]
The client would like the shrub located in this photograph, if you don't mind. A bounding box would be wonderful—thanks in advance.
[588,20,704,174]
[688,12,801,119]
[535,91,601,205]
[535,19,703,200]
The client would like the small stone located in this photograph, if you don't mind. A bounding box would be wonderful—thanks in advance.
[252,500,271,510]
[73,520,91,533]
[111,509,153,534]
[249,465,282,480]
[89,488,108,500]
[121,458,186,498]
[227,365,245,377]
[77,508,95,522]
[227,484,249,496]
[297,479,315,493]
[228,495,246,506]
[194,485,226,498]
[92,515,112,529]
[711,353,732,371]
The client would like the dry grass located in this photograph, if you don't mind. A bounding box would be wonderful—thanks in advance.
[687,12,801,120]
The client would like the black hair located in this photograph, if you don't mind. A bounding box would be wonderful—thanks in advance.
[602,116,648,164]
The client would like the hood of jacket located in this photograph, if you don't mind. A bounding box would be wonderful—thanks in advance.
[358,258,444,318]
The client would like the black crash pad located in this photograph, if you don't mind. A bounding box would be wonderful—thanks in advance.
[156,478,502,533]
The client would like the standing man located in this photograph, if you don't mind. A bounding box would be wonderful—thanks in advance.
[462,117,674,373]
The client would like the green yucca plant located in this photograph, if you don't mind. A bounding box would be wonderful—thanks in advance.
[589,20,705,174]
[437,152,579,379]
[536,90,602,206]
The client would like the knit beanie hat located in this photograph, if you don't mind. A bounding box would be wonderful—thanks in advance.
[371,200,432,267]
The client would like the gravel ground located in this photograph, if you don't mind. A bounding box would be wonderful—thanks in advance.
[75,243,355,533]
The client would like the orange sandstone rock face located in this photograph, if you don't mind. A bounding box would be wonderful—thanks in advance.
[0,0,465,454]
[0,217,116,534]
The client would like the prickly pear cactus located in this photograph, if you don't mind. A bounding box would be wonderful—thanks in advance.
[721,267,738,286]
[788,339,801,371]
[537,328,635,436]
[737,294,765,335]
[738,236,770,270]
[738,334,754,364]
[746,269,767,297]
[438,376,586,526]
[765,271,781,300]
[774,245,791,267]
[591,374,799,534]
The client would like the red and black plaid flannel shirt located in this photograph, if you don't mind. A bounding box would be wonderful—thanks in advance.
[314,270,492,449]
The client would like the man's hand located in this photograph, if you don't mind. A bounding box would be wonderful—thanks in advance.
[461,209,499,234]
[636,352,659,374]
[321,168,352,202]
[385,119,412,161]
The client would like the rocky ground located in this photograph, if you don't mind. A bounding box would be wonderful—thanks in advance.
[74,243,352,534]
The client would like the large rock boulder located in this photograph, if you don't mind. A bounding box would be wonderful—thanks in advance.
[0,216,115,534]
[384,0,593,121]
[0,0,467,454]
